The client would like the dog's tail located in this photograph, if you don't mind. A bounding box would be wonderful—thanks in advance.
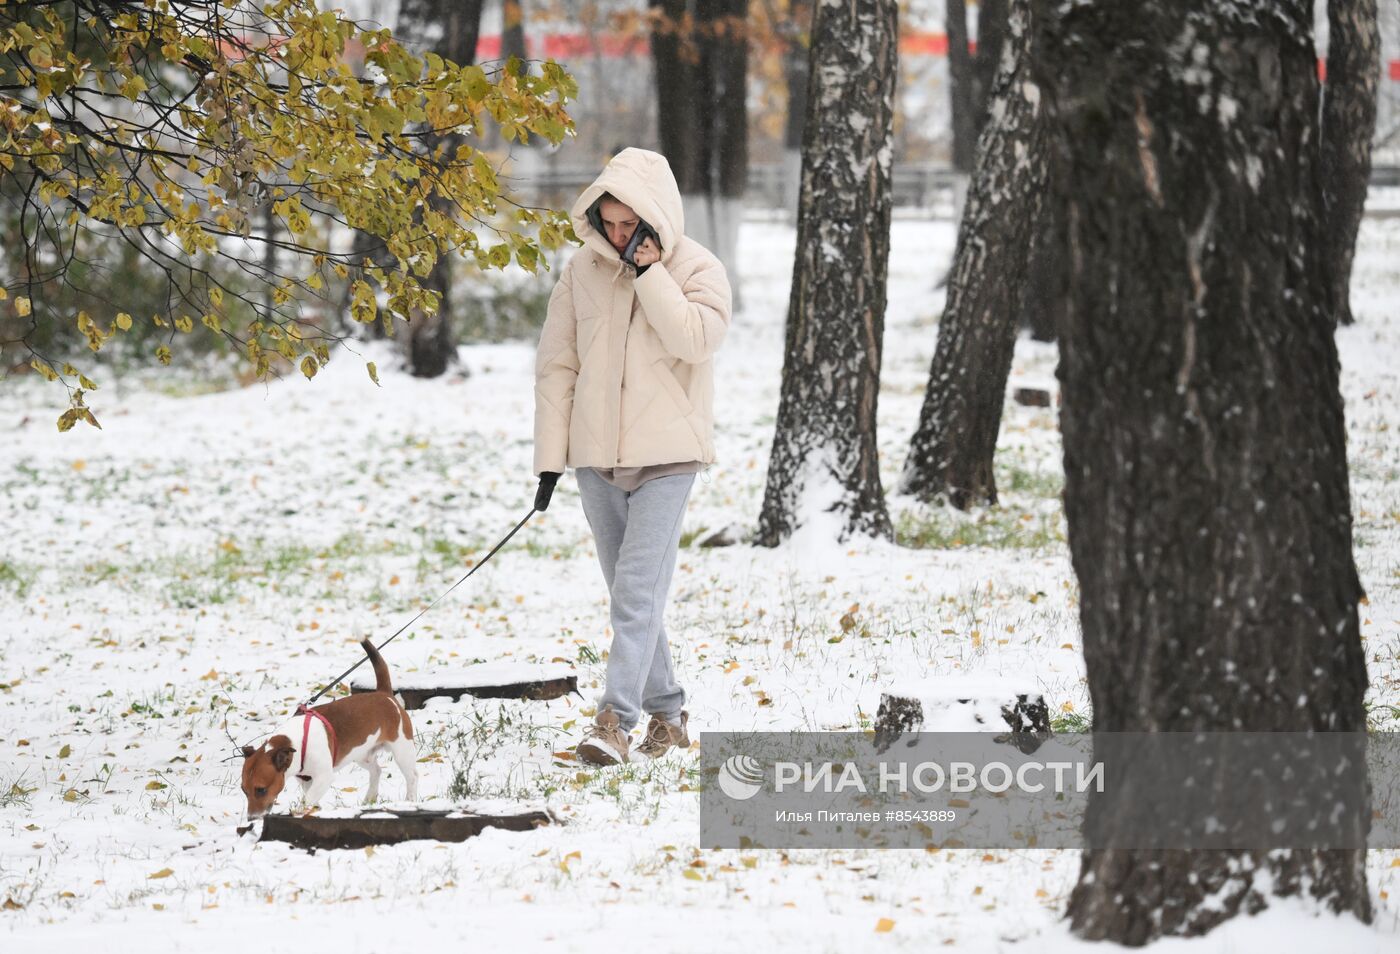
[360,638,393,694]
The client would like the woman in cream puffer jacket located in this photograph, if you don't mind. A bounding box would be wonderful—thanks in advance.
[532,148,732,477]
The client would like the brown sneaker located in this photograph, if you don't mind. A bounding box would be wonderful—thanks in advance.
[576,705,631,766]
[631,710,690,763]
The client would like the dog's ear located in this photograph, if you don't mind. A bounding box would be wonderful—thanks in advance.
[241,745,255,758]
[271,746,295,772]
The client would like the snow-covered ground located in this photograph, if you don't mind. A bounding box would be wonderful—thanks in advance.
[2,215,1398,952]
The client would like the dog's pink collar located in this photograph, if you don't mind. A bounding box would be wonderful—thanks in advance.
[294,704,338,780]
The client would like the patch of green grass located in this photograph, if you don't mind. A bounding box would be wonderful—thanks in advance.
[524,537,577,560]
[1001,465,1064,500]
[1051,710,1091,734]
[0,561,29,599]
[1365,700,1400,731]
[679,526,707,548]
[895,507,1065,552]
[1,770,37,808]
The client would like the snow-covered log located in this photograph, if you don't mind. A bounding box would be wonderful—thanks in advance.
[872,676,1052,754]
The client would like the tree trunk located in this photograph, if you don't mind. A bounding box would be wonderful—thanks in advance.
[649,0,748,307]
[898,0,1046,509]
[396,0,486,378]
[1320,0,1379,327]
[946,0,977,174]
[948,0,1009,174]
[970,0,1008,121]
[1019,194,1064,342]
[1031,0,1372,942]
[501,0,527,72]
[780,2,811,216]
[755,0,897,547]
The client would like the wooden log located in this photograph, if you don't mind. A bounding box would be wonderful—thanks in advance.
[696,523,747,548]
[351,662,579,710]
[259,808,554,851]
[873,676,1052,754]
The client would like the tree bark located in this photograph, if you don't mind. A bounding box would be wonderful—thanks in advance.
[396,0,487,378]
[970,0,1008,121]
[649,0,748,307]
[1031,0,1372,942]
[948,0,1009,174]
[946,0,977,174]
[501,0,527,72]
[1019,194,1064,342]
[755,0,897,547]
[899,0,1046,509]
[779,2,811,216]
[1320,0,1379,327]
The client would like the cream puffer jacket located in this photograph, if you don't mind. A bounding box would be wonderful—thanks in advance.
[533,148,732,476]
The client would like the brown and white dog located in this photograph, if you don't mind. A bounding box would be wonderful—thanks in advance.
[239,639,417,821]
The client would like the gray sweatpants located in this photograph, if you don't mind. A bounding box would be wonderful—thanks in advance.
[574,466,695,733]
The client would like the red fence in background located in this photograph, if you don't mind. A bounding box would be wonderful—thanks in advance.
[473,30,1400,83]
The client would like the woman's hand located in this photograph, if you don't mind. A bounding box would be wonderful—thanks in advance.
[632,237,660,268]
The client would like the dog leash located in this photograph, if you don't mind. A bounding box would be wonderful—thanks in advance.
[302,506,539,706]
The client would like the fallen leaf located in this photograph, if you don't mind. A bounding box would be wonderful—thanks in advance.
[875,917,895,933]
[148,868,174,880]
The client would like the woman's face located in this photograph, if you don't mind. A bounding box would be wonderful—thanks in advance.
[597,197,640,253]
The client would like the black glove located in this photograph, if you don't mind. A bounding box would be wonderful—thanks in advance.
[534,472,561,512]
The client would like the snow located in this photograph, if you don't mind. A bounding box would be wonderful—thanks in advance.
[887,674,1048,732]
[1,212,1398,950]
[348,660,576,692]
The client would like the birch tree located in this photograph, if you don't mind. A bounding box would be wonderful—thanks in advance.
[756,0,897,546]
[898,0,1045,508]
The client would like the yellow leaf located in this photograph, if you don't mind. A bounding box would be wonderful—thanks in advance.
[146,780,166,790]
[15,296,31,317]
[58,744,71,758]
[71,459,86,472]
[367,361,380,387]
[300,356,318,379]
[682,868,703,881]
[115,312,132,331]
[875,917,895,933]
[148,868,174,880]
